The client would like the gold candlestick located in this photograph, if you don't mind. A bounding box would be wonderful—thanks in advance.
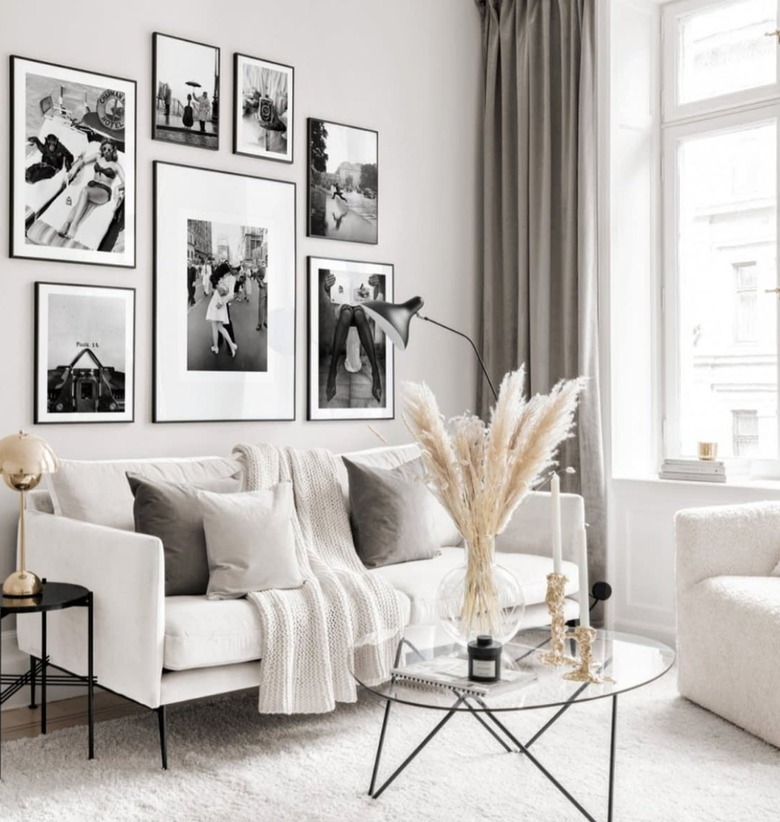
[563,625,615,684]
[539,573,576,667]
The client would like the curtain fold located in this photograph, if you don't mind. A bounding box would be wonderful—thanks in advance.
[476,0,607,619]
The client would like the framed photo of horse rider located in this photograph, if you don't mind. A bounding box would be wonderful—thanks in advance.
[233,53,294,163]
[10,56,136,268]
[35,282,136,424]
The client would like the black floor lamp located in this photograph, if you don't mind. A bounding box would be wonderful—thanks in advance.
[360,296,499,401]
[361,296,612,613]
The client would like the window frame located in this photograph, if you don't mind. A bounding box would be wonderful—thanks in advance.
[662,0,780,123]
[662,101,780,465]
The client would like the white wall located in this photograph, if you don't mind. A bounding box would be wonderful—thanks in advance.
[0,0,482,588]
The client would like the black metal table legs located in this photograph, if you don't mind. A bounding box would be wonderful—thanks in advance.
[368,693,620,822]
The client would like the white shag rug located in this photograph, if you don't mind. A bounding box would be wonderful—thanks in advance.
[0,669,778,822]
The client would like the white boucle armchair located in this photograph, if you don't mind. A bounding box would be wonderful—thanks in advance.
[675,502,780,749]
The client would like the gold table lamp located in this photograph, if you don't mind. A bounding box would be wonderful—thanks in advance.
[0,431,59,597]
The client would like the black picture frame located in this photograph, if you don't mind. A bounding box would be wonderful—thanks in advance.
[307,118,378,244]
[35,282,136,424]
[307,255,394,421]
[153,161,297,423]
[233,53,294,164]
[10,55,137,268]
[152,32,220,151]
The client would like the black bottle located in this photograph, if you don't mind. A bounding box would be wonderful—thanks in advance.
[467,635,502,683]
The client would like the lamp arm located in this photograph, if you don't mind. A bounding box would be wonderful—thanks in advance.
[419,314,499,401]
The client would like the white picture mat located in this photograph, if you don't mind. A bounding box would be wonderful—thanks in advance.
[155,163,295,421]
[234,54,293,162]
[308,256,394,420]
[36,283,135,423]
[12,57,136,267]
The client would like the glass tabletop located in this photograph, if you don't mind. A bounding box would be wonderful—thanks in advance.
[354,627,675,713]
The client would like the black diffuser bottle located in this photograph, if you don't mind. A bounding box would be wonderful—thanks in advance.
[467,635,502,683]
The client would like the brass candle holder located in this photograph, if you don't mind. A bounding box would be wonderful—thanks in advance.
[538,572,576,667]
[563,625,615,684]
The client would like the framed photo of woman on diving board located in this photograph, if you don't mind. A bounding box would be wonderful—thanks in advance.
[10,55,136,268]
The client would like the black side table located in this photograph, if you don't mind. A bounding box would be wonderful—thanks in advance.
[0,580,95,778]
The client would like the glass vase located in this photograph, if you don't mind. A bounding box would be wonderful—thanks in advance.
[435,534,525,645]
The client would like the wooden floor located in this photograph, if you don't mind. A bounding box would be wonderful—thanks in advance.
[1,692,143,742]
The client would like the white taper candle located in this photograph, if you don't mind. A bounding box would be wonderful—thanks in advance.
[578,525,590,629]
[551,472,562,575]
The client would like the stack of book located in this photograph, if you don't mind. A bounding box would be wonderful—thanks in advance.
[659,458,726,483]
[391,657,537,697]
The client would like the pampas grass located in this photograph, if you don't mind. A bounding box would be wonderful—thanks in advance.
[404,366,585,638]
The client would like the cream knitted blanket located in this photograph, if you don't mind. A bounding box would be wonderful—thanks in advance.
[234,443,404,714]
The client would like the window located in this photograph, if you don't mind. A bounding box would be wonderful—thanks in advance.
[663,0,780,466]
[734,263,758,343]
[732,409,760,454]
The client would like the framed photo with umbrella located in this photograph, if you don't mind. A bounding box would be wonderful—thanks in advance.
[233,53,294,163]
[152,33,220,151]
[10,55,136,268]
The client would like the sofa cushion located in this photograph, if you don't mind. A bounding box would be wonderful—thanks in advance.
[127,473,238,597]
[343,457,450,568]
[368,547,579,625]
[200,484,304,600]
[163,591,412,671]
[48,456,241,531]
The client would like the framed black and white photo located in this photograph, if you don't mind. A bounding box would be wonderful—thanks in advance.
[307,119,378,244]
[35,282,135,424]
[233,53,293,163]
[154,162,296,422]
[153,33,220,151]
[308,256,393,420]
[11,56,136,268]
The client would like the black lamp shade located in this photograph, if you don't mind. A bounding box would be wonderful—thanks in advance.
[361,297,424,350]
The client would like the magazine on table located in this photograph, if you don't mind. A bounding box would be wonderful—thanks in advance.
[391,656,537,697]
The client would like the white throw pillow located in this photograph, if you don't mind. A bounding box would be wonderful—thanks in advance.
[199,483,304,600]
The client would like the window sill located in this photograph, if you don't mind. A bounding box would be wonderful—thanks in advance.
[612,474,780,492]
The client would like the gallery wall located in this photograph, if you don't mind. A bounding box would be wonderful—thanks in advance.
[0,0,482,586]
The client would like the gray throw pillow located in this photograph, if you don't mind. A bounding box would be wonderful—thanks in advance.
[198,483,304,600]
[343,457,459,568]
[127,473,240,597]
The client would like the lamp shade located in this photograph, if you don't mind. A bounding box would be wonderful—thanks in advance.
[0,431,59,492]
[361,296,424,350]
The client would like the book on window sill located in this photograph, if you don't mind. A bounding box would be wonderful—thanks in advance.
[391,657,537,697]
[661,459,725,475]
[658,471,726,483]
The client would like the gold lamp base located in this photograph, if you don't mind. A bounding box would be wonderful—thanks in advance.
[2,570,42,598]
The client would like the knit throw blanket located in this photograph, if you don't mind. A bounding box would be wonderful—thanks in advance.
[234,443,404,714]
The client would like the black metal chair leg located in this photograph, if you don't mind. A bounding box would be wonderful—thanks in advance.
[157,706,168,770]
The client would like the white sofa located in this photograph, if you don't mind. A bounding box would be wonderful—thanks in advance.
[17,443,585,764]
[675,502,780,749]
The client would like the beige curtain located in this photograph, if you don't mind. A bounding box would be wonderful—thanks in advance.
[476,0,607,618]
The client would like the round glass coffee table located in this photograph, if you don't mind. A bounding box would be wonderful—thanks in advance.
[354,627,674,822]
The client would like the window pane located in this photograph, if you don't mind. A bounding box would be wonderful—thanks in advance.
[676,120,777,458]
[678,0,777,105]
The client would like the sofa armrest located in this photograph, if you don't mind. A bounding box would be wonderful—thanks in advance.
[16,510,165,708]
[495,491,585,562]
[675,502,780,592]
